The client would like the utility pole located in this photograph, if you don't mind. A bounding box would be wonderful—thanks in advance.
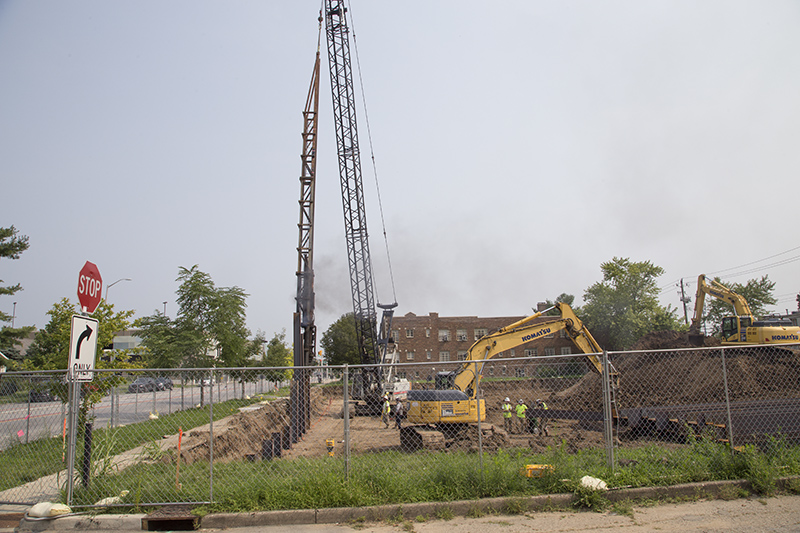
[679,279,691,325]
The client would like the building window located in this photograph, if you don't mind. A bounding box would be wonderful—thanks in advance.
[488,366,494,376]
[515,368,526,377]
[425,328,431,338]
[545,331,555,339]
[415,371,420,379]
[474,328,488,340]
[406,329,414,338]
[438,329,450,342]
[440,351,450,361]
[560,347,572,355]
[426,350,432,360]
[524,348,538,357]
[509,349,515,357]
[456,329,468,341]
[544,347,556,356]
[502,365,507,376]
[559,329,567,338]
[457,350,468,361]
[407,351,415,360]
[391,330,400,343]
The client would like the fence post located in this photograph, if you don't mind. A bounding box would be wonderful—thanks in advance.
[601,350,615,469]
[26,376,32,444]
[720,347,735,450]
[209,370,215,503]
[475,364,484,483]
[343,365,350,481]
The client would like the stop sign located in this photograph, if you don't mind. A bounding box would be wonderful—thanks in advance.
[77,261,103,314]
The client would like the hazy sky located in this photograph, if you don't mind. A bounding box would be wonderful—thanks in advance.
[2,1,799,343]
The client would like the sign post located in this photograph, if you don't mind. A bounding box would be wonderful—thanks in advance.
[66,314,98,503]
[67,261,102,502]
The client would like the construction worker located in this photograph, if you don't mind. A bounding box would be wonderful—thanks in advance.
[514,399,528,434]
[501,397,513,433]
[536,399,550,436]
[381,395,391,428]
[394,398,405,430]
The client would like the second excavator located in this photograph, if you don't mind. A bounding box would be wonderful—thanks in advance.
[688,274,799,347]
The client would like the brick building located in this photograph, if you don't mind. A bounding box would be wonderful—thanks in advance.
[388,309,589,381]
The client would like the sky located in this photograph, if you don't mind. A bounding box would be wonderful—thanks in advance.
[2,1,800,344]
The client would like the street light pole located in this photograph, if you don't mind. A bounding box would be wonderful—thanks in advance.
[105,278,132,301]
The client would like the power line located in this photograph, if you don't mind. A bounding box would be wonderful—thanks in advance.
[659,245,800,293]
[705,244,800,276]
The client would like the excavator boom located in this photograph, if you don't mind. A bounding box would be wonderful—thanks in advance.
[448,303,604,398]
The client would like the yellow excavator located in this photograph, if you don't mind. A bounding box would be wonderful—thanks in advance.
[688,274,800,347]
[401,302,613,450]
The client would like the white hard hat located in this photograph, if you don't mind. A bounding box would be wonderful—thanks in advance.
[518,399,524,403]
[504,397,510,402]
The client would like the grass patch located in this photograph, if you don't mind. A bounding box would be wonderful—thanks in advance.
[0,395,267,493]
[64,435,800,513]
[9,401,800,514]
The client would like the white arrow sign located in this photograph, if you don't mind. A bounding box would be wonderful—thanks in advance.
[68,315,99,382]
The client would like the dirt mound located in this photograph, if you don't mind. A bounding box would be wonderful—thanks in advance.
[175,387,326,465]
[553,345,800,411]
[447,424,509,452]
[630,330,720,350]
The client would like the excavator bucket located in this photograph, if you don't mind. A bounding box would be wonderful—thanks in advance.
[687,333,705,347]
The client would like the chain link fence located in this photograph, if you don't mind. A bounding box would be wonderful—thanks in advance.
[1,343,798,510]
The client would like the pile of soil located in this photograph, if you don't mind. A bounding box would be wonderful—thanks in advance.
[629,330,721,351]
[175,387,327,465]
[552,343,800,411]
[447,423,509,452]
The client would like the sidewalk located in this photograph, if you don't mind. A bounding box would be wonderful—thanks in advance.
[9,479,800,533]
[9,494,800,533]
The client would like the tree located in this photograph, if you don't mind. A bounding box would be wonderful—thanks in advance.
[542,293,578,316]
[263,330,292,381]
[320,313,359,366]
[136,265,250,369]
[581,257,681,350]
[24,298,135,370]
[701,275,777,335]
[0,225,33,361]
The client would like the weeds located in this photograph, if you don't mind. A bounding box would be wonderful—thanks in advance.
[611,499,635,518]
[502,498,528,515]
[434,506,454,520]
[717,484,748,501]
[782,477,800,494]
[569,481,609,512]
[466,505,485,518]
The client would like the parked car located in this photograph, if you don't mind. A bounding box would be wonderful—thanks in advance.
[128,377,156,393]
[28,389,57,403]
[155,377,173,391]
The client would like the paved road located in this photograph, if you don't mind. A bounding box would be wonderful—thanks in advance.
[193,495,800,533]
[0,379,285,451]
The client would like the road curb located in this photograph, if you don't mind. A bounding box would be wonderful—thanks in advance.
[13,477,800,531]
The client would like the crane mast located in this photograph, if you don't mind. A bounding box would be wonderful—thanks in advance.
[324,1,395,403]
[290,50,322,443]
